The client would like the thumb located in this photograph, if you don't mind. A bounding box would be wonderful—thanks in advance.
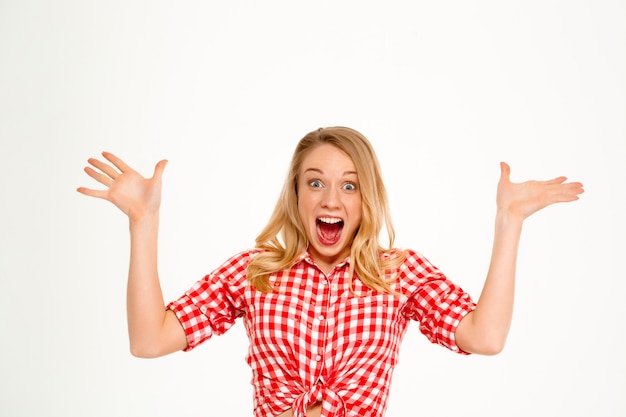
[499,161,511,183]
[152,159,168,180]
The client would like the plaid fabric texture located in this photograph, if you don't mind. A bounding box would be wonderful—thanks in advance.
[167,249,475,417]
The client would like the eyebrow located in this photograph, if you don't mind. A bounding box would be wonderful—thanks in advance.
[303,168,358,177]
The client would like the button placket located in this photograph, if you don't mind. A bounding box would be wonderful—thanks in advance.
[311,270,332,381]
[319,271,333,369]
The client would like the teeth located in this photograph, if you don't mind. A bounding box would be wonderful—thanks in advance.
[318,217,342,224]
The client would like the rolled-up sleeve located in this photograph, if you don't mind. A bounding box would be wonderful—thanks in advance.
[399,250,476,354]
[167,250,254,351]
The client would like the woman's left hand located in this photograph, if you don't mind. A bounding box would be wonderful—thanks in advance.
[496,162,584,221]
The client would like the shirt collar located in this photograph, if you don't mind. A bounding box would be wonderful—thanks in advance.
[295,250,351,271]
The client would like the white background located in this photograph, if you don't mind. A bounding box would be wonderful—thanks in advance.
[1,1,624,416]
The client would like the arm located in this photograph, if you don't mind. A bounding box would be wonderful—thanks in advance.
[455,162,584,355]
[77,152,187,358]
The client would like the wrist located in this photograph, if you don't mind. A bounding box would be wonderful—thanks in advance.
[129,211,160,233]
[495,208,524,230]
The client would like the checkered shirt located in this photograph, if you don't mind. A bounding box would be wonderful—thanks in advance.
[167,249,475,417]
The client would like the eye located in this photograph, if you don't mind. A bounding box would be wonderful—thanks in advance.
[342,182,357,191]
[309,180,323,188]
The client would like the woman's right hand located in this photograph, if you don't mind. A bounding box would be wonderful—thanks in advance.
[77,152,168,222]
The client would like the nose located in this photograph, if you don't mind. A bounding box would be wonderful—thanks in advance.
[321,187,340,209]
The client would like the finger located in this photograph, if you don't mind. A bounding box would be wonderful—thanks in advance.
[152,159,168,180]
[84,166,113,187]
[548,181,584,194]
[499,161,511,183]
[546,176,568,185]
[552,193,581,203]
[549,182,585,202]
[569,181,584,192]
[564,181,585,196]
[102,151,131,173]
[76,187,108,200]
[88,157,120,179]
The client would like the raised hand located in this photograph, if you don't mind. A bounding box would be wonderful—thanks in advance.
[455,164,584,355]
[496,162,584,221]
[77,152,168,222]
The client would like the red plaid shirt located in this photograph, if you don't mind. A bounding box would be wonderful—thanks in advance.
[168,249,475,417]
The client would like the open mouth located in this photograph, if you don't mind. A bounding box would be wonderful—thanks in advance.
[316,217,344,245]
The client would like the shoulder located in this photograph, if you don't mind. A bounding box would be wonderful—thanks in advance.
[223,248,265,263]
[381,247,430,267]
[382,248,442,282]
[211,249,265,277]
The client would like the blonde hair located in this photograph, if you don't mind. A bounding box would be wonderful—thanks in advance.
[247,126,405,293]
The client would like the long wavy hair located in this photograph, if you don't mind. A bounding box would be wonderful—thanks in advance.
[247,126,406,293]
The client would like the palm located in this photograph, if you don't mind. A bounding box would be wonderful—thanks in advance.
[496,162,584,220]
[78,152,168,221]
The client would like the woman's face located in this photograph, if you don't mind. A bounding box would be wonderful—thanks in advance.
[297,144,362,273]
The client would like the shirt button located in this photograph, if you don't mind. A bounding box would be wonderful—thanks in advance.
[322,279,328,285]
[318,315,325,321]
[315,355,322,361]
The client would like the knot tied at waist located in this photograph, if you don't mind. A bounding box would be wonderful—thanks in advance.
[291,382,346,417]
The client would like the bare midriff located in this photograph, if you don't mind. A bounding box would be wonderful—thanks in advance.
[276,403,322,417]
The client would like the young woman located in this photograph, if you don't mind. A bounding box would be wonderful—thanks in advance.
[78,126,584,417]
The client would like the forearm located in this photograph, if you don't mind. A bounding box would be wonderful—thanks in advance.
[456,210,523,354]
[126,213,168,356]
[79,154,185,356]
[454,162,583,354]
